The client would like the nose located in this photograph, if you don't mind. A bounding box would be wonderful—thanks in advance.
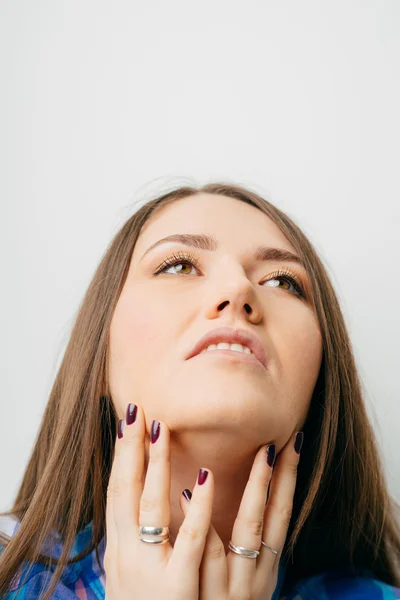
[204,260,263,323]
[217,299,253,315]
[213,282,263,323]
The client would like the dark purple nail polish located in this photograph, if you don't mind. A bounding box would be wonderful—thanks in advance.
[182,489,192,501]
[150,420,160,444]
[294,432,304,454]
[117,419,124,439]
[198,469,208,485]
[266,444,276,467]
[126,403,137,425]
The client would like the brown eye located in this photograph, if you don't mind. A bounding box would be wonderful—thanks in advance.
[265,277,291,290]
[155,256,306,299]
[263,272,305,298]
[154,252,201,276]
[162,261,195,275]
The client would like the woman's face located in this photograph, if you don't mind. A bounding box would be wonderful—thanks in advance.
[108,193,323,454]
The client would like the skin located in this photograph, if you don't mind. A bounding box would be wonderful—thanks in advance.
[108,192,323,554]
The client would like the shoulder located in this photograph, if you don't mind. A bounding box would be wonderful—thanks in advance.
[281,566,400,599]
[0,516,105,599]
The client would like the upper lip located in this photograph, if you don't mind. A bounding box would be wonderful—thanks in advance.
[185,326,268,369]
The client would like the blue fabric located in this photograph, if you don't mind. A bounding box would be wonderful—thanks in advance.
[1,516,399,599]
[282,565,400,599]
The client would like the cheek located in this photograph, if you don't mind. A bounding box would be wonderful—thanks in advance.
[108,286,171,412]
[289,326,322,373]
[274,307,322,375]
[110,287,164,364]
[274,311,323,417]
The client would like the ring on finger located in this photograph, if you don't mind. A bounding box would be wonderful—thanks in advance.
[228,539,278,558]
[139,525,170,544]
[261,540,278,555]
[228,541,259,558]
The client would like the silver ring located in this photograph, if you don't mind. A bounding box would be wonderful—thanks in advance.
[228,539,279,558]
[139,525,170,545]
[261,540,278,555]
[228,540,259,558]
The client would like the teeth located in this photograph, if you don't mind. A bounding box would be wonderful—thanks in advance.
[201,342,254,356]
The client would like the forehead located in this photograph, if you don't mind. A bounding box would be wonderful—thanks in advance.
[134,193,296,255]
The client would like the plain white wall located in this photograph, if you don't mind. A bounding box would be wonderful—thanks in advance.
[1,0,399,512]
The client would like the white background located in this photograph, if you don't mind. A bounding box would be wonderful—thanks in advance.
[1,0,399,512]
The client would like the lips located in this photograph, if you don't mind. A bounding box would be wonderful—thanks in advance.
[185,326,268,369]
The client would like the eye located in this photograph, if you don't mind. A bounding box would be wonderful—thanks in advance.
[154,251,201,276]
[262,268,305,298]
[154,253,306,299]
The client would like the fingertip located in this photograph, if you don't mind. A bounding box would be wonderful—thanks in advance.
[182,488,192,502]
[179,489,191,516]
[294,431,304,454]
[266,444,277,468]
[117,418,125,439]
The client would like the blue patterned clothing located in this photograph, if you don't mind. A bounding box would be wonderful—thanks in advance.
[1,515,399,599]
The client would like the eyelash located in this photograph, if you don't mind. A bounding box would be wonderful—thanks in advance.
[154,251,306,298]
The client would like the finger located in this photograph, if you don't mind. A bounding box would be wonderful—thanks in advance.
[227,443,275,595]
[138,418,171,555]
[169,468,214,576]
[105,421,119,552]
[107,404,146,549]
[257,431,303,574]
[179,489,228,600]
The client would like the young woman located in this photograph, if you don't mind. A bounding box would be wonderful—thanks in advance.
[1,182,399,600]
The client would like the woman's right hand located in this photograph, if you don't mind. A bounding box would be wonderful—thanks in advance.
[104,402,214,600]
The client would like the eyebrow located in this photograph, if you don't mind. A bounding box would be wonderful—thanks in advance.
[140,233,308,270]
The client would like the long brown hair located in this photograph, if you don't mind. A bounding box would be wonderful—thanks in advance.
[1,182,399,599]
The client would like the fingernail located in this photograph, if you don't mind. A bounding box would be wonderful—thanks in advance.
[118,419,124,439]
[294,432,304,454]
[126,403,137,425]
[266,444,276,467]
[150,419,160,444]
[182,489,192,502]
[198,468,208,485]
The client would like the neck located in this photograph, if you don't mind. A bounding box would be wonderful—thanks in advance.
[145,429,264,553]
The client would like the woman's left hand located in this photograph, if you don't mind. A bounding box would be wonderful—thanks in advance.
[179,431,303,600]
